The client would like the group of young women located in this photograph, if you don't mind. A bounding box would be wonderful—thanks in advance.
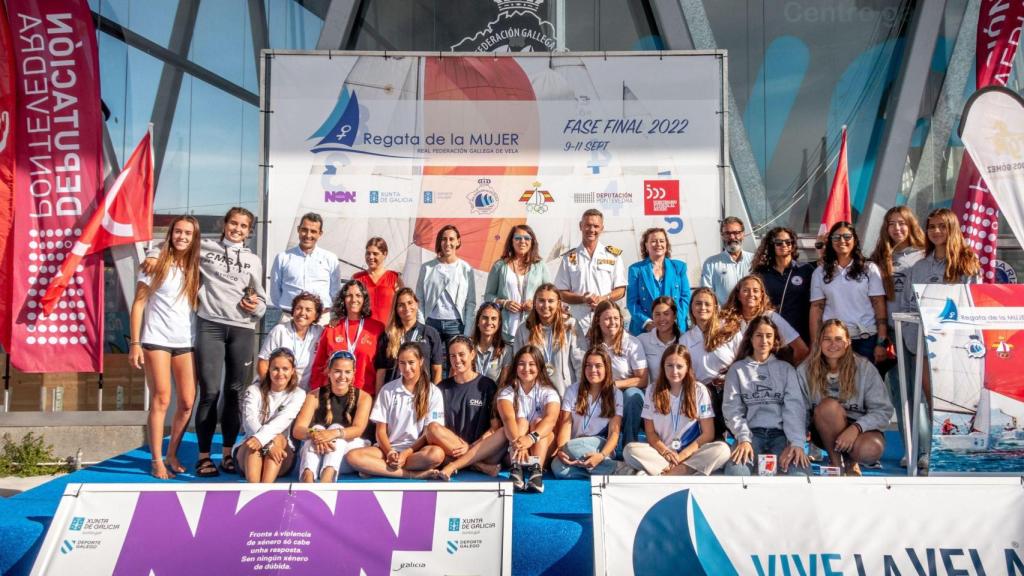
[130,204,980,482]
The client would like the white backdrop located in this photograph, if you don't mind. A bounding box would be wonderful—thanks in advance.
[262,51,727,299]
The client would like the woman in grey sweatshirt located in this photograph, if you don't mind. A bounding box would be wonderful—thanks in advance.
[722,315,809,476]
[145,207,267,477]
[799,319,894,476]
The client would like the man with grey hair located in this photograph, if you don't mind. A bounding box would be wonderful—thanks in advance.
[700,216,754,303]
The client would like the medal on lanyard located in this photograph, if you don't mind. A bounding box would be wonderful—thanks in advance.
[581,393,601,434]
[543,329,556,378]
[669,397,682,450]
[343,318,364,352]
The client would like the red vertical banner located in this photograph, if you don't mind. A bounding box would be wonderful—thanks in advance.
[3,0,104,372]
[0,1,17,355]
[951,0,1024,282]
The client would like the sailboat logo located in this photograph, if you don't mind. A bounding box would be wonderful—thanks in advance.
[992,338,1013,358]
[937,298,959,323]
[309,86,361,153]
[632,490,736,575]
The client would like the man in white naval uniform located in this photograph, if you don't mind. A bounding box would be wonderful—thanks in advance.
[555,209,627,339]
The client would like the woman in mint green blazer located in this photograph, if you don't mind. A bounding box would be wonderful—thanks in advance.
[484,224,551,344]
[627,227,690,336]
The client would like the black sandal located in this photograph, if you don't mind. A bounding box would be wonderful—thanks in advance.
[219,455,238,474]
[195,457,219,478]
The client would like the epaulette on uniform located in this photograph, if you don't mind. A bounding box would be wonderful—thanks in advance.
[605,245,622,257]
[562,248,578,265]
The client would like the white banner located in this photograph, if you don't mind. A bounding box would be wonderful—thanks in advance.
[263,51,726,287]
[959,86,1024,251]
[592,476,1024,576]
[31,483,512,576]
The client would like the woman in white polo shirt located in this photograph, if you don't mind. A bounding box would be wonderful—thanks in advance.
[129,215,201,479]
[722,274,808,365]
[623,343,730,475]
[810,221,889,363]
[584,301,649,446]
[346,342,447,478]
[257,292,324,390]
[552,347,623,478]
[496,345,561,493]
[637,296,682,384]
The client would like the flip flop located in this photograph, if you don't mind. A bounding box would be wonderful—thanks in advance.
[195,457,219,478]
[219,455,238,474]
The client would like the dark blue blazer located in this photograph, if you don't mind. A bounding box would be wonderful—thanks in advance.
[626,258,690,336]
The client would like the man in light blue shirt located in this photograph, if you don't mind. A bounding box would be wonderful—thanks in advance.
[269,213,340,323]
[700,216,754,303]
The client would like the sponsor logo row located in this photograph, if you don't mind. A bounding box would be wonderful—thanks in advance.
[323,179,680,215]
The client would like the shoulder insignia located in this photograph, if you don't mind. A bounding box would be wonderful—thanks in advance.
[567,250,578,265]
[605,245,622,257]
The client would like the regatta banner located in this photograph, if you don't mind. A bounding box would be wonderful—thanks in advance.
[914,283,1024,474]
[2,0,104,372]
[31,483,513,576]
[0,1,17,353]
[264,52,725,288]
[592,476,1024,576]
[959,86,1024,252]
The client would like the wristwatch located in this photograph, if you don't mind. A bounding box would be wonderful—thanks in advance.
[528,431,540,443]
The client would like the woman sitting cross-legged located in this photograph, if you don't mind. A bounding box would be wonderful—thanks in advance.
[623,344,731,476]
[722,315,810,476]
[552,347,623,479]
[345,342,447,479]
[233,348,305,483]
[799,319,894,476]
[292,350,372,482]
[496,345,561,493]
[427,336,506,480]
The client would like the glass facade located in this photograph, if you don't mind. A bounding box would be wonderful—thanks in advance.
[5,0,1020,410]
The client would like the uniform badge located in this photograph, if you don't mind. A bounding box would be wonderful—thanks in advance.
[567,250,577,265]
[605,245,622,257]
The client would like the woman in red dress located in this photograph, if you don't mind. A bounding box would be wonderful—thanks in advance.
[353,237,402,327]
[309,279,384,395]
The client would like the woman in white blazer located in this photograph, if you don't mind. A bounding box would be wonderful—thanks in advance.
[416,225,477,346]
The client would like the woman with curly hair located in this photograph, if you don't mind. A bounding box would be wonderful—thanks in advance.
[309,279,384,393]
[722,274,809,365]
[752,226,813,343]
[258,291,324,390]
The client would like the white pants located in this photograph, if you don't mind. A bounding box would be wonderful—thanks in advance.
[623,441,731,476]
[300,434,369,478]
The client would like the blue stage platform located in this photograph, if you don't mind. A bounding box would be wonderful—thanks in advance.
[0,432,907,576]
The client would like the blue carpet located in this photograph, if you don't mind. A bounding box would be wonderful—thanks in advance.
[0,431,907,576]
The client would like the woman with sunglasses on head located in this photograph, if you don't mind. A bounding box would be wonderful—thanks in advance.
[485,225,550,344]
[375,287,445,387]
[234,348,305,483]
[552,347,623,478]
[722,275,809,365]
[346,342,447,478]
[623,343,730,476]
[472,303,512,384]
[353,237,403,326]
[415,225,476,344]
[143,206,267,478]
[810,221,889,364]
[627,227,690,336]
[722,316,810,476]
[496,345,561,492]
[514,283,579,396]
[130,215,201,479]
[752,227,814,344]
[309,279,384,394]
[258,292,324,391]
[585,300,648,446]
[799,320,894,476]
[679,288,744,439]
[870,206,927,467]
[637,296,683,384]
[293,350,372,482]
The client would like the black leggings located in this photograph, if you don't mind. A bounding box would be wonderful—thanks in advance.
[195,317,255,454]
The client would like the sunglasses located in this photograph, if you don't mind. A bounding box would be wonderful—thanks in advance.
[512,235,532,242]
[329,350,356,363]
[830,233,855,242]
[772,239,793,247]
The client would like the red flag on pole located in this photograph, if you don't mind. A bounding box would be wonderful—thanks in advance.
[40,130,154,316]
[819,125,852,237]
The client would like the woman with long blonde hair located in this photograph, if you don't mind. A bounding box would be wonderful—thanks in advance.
[130,215,201,479]
[798,320,894,476]
[374,287,445,387]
